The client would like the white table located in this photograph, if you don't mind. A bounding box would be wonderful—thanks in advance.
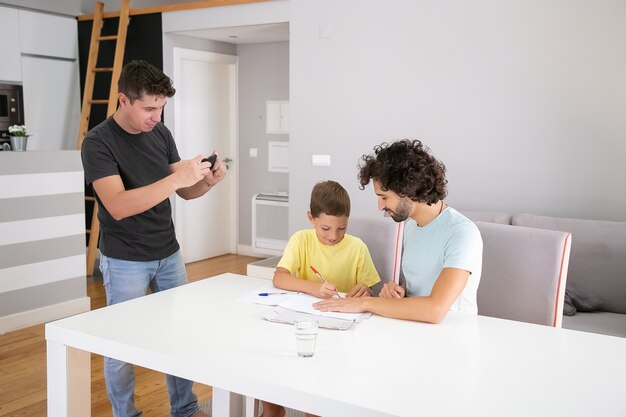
[46,273,626,417]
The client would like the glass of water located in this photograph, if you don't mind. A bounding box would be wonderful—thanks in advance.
[294,318,318,357]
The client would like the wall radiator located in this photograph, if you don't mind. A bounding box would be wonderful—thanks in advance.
[252,192,289,256]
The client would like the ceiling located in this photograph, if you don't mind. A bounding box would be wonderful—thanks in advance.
[173,22,289,45]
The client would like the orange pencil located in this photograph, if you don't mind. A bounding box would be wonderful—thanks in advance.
[310,266,342,298]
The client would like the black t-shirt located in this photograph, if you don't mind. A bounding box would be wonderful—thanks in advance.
[81,117,181,261]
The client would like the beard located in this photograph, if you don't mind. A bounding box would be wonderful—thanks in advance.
[386,199,412,222]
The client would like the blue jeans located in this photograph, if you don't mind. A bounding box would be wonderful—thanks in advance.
[100,250,200,417]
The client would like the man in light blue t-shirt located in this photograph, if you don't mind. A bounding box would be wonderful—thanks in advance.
[315,139,482,323]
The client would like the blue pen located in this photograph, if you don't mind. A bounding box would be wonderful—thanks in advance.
[258,292,288,296]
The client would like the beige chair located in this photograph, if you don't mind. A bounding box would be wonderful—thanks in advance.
[348,217,404,294]
[476,221,572,327]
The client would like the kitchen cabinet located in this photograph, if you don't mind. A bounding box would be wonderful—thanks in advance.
[266,100,289,134]
[18,10,78,60]
[0,6,81,150]
[0,6,22,82]
[21,56,80,150]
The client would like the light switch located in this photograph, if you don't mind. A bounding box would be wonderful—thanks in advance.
[249,148,258,158]
[312,154,331,167]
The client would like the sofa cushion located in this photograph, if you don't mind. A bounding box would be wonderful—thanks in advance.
[512,214,626,314]
[566,284,603,313]
[562,312,626,338]
[459,210,512,224]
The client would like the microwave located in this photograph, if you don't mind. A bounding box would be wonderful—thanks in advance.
[0,83,25,138]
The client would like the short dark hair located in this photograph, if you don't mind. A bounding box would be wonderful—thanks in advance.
[117,60,176,103]
[358,139,448,205]
[310,180,351,218]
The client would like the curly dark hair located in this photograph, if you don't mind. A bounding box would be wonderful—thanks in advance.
[358,139,448,205]
[310,180,351,218]
[117,60,176,103]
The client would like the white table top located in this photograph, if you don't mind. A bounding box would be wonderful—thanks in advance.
[46,273,626,417]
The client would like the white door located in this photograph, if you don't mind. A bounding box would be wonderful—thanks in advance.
[173,48,237,263]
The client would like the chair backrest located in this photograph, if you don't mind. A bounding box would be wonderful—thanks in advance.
[348,217,403,295]
[476,221,571,327]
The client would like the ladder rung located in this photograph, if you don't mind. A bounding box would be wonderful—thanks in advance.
[93,67,113,72]
[98,35,118,41]
[90,99,109,104]
[86,229,91,234]
[85,196,96,202]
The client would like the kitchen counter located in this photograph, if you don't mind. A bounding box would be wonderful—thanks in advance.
[0,150,89,334]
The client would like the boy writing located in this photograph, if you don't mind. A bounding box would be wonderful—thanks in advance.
[261,180,380,417]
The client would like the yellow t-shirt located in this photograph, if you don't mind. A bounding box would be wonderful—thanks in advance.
[276,229,381,293]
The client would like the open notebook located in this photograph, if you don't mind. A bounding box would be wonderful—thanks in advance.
[238,285,371,329]
[263,307,355,330]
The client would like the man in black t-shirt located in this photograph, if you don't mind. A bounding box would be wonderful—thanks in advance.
[81,60,220,417]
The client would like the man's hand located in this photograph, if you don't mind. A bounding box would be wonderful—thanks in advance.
[314,297,367,313]
[379,281,405,299]
[203,152,227,187]
[346,283,371,298]
[173,155,211,189]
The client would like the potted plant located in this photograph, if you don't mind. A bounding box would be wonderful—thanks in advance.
[8,125,30,151]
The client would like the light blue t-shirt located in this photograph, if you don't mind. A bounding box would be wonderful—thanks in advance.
[401,207,483,314]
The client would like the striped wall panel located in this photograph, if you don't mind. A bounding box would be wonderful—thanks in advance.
[0,151,89,330]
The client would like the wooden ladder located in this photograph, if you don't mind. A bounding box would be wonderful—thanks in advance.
[77,0,131,276]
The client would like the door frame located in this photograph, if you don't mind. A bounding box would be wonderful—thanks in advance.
[172,47,239,257]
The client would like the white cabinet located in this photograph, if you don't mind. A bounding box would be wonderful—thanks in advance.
[18,10,78,59]
[21,56,80,150]
[266,100,289,134]
[0,6,81,150]
[0,6,22,82]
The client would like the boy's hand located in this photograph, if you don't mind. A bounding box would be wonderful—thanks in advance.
[379,281,405,298]
[346,283,371,298]
[317,282,339,299]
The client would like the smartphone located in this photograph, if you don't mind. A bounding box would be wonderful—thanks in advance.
[201,153,218,169]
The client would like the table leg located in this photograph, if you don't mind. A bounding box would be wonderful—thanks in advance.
[245,396,259,417]
[212,387,245,417]
[46,340,91,417]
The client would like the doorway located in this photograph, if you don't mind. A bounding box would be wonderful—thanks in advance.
[172,47,238,262]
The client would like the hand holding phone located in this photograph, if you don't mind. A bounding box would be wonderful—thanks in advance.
[201,153,218,170]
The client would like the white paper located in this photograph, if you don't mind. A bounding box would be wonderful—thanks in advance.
[277,293,367,321]
[240,286,371,321]
[237,285,299,306]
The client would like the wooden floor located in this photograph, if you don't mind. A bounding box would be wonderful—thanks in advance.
[0,253,262,417]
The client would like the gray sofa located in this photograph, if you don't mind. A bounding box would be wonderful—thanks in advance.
[463,211,626,338]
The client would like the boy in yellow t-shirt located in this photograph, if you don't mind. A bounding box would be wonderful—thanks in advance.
[262,180,381,417]
[274,180,381,298]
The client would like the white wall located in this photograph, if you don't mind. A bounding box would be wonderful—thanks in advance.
[237,41,289,245]
[165,0,626,240]
[289,0,626,232]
